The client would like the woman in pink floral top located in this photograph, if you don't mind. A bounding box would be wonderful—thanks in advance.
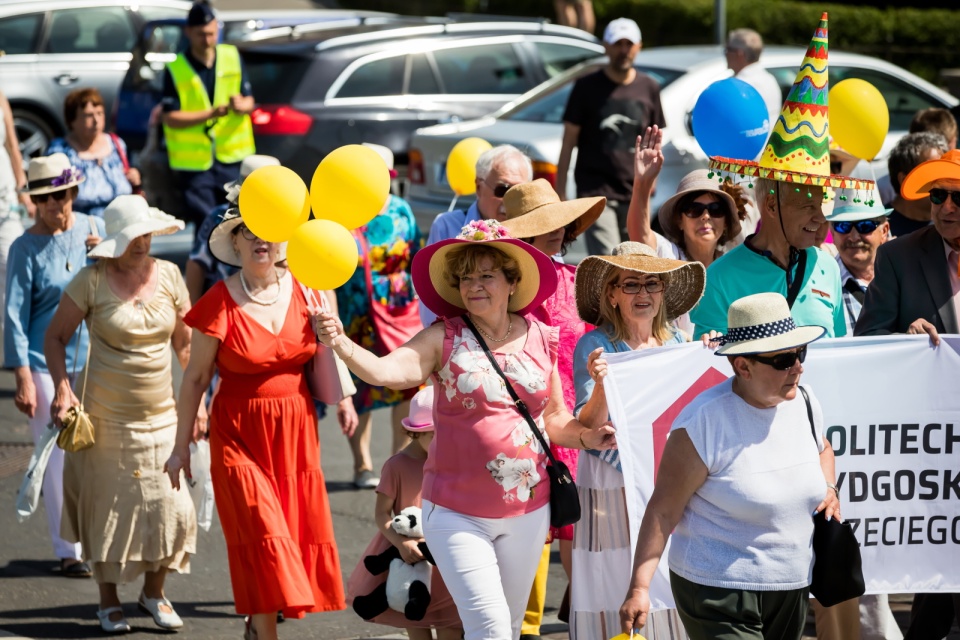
[316,220,616,640]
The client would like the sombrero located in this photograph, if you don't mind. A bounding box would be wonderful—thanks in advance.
[715,292,825,356]
[412,219,558,319]
[501,179,604,239]
[899,149,960,199]
[574,241,706,325]
[708,13,874,193]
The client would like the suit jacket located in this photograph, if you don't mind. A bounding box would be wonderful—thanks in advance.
[855,225,959,336]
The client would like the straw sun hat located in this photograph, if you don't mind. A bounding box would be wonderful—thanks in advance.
[208,208,287,268]
[411,219,558,319]
[21,153,84,195]
[715,292,825,356]
[657,170,742,243]
[87,195,184,259]
[501,179,604,239]
[574,242,706,326]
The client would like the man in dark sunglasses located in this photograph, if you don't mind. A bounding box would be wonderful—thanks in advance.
[825,196,890,336]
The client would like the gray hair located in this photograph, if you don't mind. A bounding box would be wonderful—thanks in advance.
[888,132,949,193]
[475,145,533,182]
[727,28,763,64]
[755,177,777,212]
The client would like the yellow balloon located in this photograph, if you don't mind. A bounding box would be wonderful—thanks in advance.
[610,634,646,640]
[830,79,889,161]
[311,145,390,230]
[237,165,310,243]
[286,219,359,291]
[446,137,493,196]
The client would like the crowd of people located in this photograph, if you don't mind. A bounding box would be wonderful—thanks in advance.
[2,3,959,640]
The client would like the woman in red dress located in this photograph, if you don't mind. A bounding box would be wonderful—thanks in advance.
[164,209,348,640]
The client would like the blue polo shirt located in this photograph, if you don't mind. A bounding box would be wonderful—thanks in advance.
[691,243,847,339]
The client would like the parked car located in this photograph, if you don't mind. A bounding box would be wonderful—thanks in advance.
[235,18,605,183]
[406,46,959,236]
[0,0,194,158]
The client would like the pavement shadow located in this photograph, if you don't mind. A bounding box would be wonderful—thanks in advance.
[325,480,367,494]
[0,559,61,578]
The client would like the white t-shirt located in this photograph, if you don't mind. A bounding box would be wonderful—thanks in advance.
[736,62,783,131]
[667,378,827,591]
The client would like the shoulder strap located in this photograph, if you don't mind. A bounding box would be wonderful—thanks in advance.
[786,247,809,309]
[798,385,817,446]
[73,265,98,407]
[108,132,129,171]
[461,315,559,467]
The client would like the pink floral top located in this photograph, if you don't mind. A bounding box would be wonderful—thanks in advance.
[424,315,559,518]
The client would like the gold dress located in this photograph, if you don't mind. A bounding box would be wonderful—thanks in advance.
[61,259,197,584]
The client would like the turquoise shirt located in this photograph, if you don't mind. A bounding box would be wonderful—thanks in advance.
[690,243,846,340]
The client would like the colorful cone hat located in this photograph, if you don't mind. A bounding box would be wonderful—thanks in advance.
[709,13,873,191]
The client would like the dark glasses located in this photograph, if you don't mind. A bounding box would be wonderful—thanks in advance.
[681,201,725,219]
[613,279,664,294]
[831,220,882,235]
[929,188,960,207]
[748,345,807,370]
[233,224,259,241]
[484,181,513,198]
[31,190,70,204]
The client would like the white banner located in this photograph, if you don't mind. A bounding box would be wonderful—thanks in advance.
[604,335,960,610]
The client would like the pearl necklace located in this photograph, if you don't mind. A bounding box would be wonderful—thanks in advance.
[471,315,513,343]
[240,268,281,306]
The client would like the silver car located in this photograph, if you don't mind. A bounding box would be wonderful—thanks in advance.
[406,45,958,234]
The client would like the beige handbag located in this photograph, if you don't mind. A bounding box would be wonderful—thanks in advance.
[57,261,97,452]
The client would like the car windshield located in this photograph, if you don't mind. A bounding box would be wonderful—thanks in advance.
[501,66,682,124]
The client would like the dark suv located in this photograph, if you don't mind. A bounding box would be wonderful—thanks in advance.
[238,18,603,181]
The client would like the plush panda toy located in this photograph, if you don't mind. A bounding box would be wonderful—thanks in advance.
[352,506,436,621]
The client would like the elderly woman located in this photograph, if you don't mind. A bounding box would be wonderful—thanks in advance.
[570,241,704,640]
[316,219,615,640]
[501,179,603,634]
[45,195,196,634]
[619,292,841,640]
[46,87,141,217]
[4,153,103,576]
[165,209,348,640]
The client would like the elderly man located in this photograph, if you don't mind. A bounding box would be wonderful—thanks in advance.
[880,132,947,235]
[556,17,665,256]
[725,28,782,126]
[420,144,532,325]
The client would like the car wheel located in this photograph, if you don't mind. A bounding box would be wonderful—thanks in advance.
[11,108,57,159]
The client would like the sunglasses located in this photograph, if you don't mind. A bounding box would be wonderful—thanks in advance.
[831,220,882,235]
[233,225,260,241]
[929,188,960,207]
[31,190,70,204]
[681,201,725,219]
[613,279,664,295]
[483,181,514,199]
[747,345,807,371]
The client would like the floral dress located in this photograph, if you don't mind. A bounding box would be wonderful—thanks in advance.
[336,195,423,413]
[45,137,132,217]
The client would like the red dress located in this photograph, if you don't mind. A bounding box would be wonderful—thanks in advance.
[185,280,346,618]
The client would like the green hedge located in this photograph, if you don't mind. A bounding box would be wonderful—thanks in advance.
[340,0,960,83]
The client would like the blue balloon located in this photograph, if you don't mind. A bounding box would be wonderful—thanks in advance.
[691,77,770,160]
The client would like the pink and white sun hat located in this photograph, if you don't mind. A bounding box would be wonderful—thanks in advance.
[401,386,436,432]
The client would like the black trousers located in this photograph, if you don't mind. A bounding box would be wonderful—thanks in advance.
[904,593,960,640]
[176,160,241,229]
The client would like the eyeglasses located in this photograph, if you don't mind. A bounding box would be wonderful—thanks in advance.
[483,180,514,199]
[613,279,664,294]
[681,201,726,219]
[929,188,960,207]
[31,190,70,204]
[747,345,807,371]
[234,225,259,241]
[831,220,883,235]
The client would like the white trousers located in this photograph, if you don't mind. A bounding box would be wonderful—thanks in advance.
[29,371,81,560]
[423,500,550,640]
[0,212,24,361]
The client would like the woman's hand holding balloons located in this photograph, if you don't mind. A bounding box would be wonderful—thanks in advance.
[315,311,347,348]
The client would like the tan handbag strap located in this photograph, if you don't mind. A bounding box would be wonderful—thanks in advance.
[71,262,98,407]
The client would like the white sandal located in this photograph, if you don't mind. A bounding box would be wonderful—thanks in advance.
[96,607,131,634]
[138,592,183,630]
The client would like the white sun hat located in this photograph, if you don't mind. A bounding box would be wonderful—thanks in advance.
[22,153,84,195]
[715,292,826,356]
[223,154,281,204]
[87,195,184,259]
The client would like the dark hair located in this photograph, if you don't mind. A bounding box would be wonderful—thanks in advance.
[668,191,730,254]
[63,88,104,126]
[888,132,948,193]
[520,220,578,257]
[909,108,958,143]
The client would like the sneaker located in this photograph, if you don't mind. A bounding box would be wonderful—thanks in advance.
[353,469,379,489]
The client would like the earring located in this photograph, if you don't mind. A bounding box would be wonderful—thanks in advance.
[612,302,617,309]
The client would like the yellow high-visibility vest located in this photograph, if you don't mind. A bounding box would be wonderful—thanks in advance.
[164,44,255,171]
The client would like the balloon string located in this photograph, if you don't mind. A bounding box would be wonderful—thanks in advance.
[448,194,459,212]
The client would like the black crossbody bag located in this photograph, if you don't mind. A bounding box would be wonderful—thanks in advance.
[799,386,866,607]
[462,316,581,528]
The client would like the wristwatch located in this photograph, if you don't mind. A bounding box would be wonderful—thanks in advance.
[827,482,840,499]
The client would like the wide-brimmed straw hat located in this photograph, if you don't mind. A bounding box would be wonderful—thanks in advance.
[223,154,281,203]
[22,153,84,195]
[657,170,742,243]
[574,241,706,325]
[411,219,558,319]
[87,196,184,259]
[501,179,604,239]
[401,386,435,432]
[715,292,825,356]
[208,208,287,268]
[900,149,960,200]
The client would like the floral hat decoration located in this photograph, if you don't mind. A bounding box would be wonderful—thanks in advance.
[412,219,558,319]
[22,153,85,195]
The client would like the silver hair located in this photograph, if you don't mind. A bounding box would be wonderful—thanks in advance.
[755,177,778,213]
[887,132,949,193]
[474,145,533,182]
[727,28,763,64]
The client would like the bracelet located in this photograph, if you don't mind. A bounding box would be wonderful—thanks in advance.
[579,431,594,451]
[827,482,839,499]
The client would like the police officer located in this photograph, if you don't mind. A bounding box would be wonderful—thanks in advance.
[161,2,255,229]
